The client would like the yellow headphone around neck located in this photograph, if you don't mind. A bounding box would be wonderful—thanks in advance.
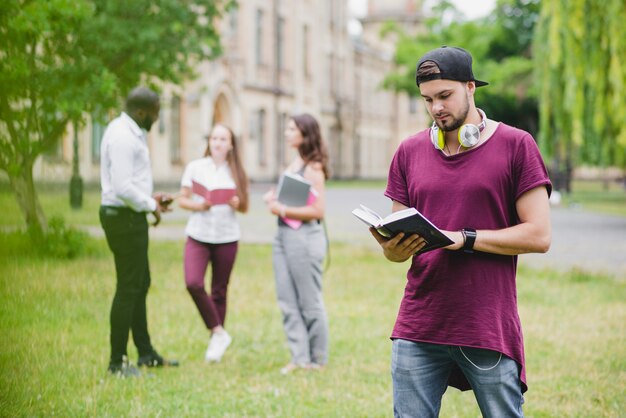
[430,108,487,150]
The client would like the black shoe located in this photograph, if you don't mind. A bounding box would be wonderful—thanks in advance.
[137,351,179,368]
[108,360,141,378]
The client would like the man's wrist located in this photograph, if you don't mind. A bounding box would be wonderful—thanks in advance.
[461,228,477,253]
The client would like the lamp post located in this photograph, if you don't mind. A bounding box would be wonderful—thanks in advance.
[69,121,83,209]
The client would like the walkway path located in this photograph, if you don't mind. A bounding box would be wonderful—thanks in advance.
[88,184,626,279]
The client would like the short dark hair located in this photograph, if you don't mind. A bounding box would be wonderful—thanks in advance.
[415,60,441,80]
[125,87,159,113]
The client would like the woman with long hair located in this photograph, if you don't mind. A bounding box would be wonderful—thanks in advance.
[264,113,330,374]
[178,124,249,362]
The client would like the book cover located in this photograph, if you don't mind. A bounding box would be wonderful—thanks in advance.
[276,172,311,206]
[280,189,318,230]
[191,180,236,205]
[352,204,453,254]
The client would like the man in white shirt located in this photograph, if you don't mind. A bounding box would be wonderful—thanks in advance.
[99,86,178,377]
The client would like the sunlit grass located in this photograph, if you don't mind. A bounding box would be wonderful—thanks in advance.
[0,179,624,416]
[1,239,624,417]
[561,180,626,217]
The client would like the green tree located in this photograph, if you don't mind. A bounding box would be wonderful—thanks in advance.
[382,0,541,135]
[0,0,232,238]
[534,0,626,183]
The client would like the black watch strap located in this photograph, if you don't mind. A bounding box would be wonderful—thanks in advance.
[462,228,477,253]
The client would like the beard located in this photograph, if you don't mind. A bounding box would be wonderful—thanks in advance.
[437,99,470,132]
[139,115,155,131]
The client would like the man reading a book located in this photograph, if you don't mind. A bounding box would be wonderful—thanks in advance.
[370,46,552,417]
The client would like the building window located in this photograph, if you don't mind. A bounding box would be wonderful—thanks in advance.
[91,116,106,163]
[257,109,267,166]
[170,96,182,164]
[251,109,267,167]
[255,9,263,65]
[227,7,238,38]
[279,112,289,166]
[328,0,336,30]
[277,16,285,70]
[328,53,335,97]
[303,24,310,77]
[409,97,418,114]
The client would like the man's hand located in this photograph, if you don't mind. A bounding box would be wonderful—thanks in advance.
[153,192,174,213]
[369,227,426,262]
[152,206,162,227]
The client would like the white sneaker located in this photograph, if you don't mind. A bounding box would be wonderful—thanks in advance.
[205,331,232,362]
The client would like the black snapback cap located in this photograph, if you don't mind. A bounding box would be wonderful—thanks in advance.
[415,46,488,87]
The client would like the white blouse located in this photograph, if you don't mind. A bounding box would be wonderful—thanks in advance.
[181,157,240,243]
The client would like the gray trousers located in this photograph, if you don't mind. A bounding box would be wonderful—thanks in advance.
[273,222,329,365]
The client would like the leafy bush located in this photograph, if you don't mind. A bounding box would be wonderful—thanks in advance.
[0,216,99,259]
[43,216,91,258]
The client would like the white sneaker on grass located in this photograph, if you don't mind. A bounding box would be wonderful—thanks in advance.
[205,331,232,362]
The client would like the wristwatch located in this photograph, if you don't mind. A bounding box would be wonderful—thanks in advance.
[461,228,477,253]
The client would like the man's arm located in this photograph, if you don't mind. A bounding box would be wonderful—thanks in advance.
[458,186,551,255]
[371,185,551,261]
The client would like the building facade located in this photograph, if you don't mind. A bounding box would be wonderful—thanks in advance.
[36,0,427,184]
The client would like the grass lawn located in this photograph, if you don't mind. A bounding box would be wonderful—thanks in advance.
[561,180,626,217]
[1,238,624,417]
[0,181,624,416]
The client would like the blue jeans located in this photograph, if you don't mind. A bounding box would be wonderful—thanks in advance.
[391,339,524,418]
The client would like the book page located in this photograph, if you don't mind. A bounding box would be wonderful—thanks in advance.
[352,207,383,227]
[359,204,383,221]
[382,207,418,224]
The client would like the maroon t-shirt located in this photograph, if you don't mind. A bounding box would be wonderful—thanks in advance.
[385,123,551,393]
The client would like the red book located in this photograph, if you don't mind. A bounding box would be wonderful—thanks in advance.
[191,180,236,205]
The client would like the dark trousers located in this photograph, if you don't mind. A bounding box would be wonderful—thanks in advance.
[100,206,154,365]
[184,237,238,329]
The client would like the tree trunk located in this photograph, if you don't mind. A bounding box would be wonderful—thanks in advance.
[8,163,47,239]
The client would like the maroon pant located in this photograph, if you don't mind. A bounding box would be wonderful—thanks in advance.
[184,237,238,329]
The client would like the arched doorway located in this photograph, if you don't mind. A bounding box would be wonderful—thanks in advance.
[212,94,231,126]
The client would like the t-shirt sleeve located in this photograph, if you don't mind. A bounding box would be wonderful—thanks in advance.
[514,133,552,199]
[181,162,194,188]
[384,143,410,207]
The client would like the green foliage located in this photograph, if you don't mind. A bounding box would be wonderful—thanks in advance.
[43,216,93,258]
[0,0,233,234]
[0,215,100,259]
[534,0,626,169]
[382,0,541,135]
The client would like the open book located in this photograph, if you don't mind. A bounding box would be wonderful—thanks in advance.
[352,204,453,254]
[191,180,236,205]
